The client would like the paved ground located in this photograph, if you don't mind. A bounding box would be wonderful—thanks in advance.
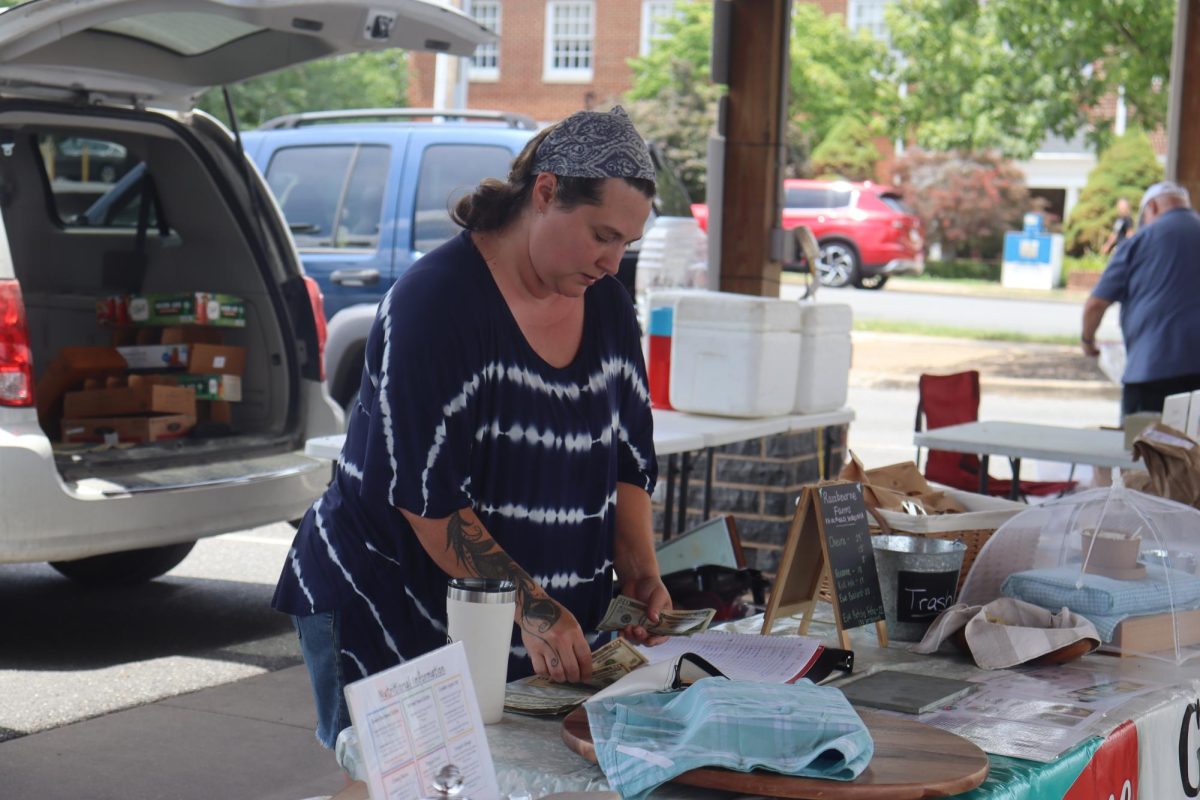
[852,331,1117,399]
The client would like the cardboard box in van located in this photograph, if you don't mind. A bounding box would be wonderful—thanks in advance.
[61,414,195,444]
[63,384,197,419]
[187,344,246,375]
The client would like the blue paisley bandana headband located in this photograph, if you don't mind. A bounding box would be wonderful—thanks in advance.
[532,106,656,183]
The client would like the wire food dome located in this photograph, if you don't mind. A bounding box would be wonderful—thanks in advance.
[959,477,1200,664]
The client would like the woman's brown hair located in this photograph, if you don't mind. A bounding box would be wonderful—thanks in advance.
[451,122,656,232]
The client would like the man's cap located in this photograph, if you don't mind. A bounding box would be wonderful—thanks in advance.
[1139,180,1191,218]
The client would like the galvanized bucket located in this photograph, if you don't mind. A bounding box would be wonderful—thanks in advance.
[873,534,967,642]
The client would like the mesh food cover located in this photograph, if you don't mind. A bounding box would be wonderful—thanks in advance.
[959,474,1200,664]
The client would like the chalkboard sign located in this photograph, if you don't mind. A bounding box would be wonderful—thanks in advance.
[817,483,886,630]
[897,570,959,623]
[762,480,887,647]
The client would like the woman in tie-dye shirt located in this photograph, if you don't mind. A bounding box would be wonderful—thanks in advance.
[274,107,671,748]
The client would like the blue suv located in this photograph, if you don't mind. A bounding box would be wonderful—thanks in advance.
[241,110,538,409]
[241,108,700,411]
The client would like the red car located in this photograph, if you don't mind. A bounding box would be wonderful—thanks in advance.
[692,178,924,289]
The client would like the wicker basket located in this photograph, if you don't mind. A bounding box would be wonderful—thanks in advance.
[818,488,1024,602]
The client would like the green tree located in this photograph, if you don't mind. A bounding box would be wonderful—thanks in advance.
[626,2,896,196]
[1064,129,1162,254]
[810,116,883,181]
[197,51,410,130]
[888,0,1175,157]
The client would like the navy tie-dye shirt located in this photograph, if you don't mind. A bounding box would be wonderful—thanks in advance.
[273,231,657,681]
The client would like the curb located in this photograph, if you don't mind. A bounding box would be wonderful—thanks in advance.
[852,371,1121,400]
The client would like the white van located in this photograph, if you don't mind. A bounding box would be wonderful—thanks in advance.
[0,0,490,584]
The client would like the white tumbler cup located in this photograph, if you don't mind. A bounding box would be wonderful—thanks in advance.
[446,577,516,724]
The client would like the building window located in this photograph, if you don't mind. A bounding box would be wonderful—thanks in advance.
[544,1,594,82]
[847,0,890,43]
[468,1,500,81]
[640,1,678,57]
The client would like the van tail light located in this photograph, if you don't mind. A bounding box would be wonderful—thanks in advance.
[302,276,328,381]
[0,279,34,407]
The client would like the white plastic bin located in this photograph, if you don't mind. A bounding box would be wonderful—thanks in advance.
[793,302,852,414]
[669,293,801,417]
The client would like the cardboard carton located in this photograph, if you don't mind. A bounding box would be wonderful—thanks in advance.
[117,344,189,370]
[187,344,246,375]
[63,384,197,419]
[169,374,242,401]
[35,346,129,436]
[160,326,225,345]
[97,293,246,327]
[61,414,195,444]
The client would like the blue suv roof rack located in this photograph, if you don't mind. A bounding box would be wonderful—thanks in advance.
[256,107,539,130]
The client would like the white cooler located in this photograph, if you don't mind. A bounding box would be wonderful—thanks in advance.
[669,293,801,417]
[793,302,852,414]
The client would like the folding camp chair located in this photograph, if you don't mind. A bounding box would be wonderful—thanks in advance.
[915,370,1076,500]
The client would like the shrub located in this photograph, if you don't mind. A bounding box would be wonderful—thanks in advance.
[922,259,1000,281]
[1063,253,1109,273]
[892,149,1029,261]
[810,116,882,182]
[1063,129,1162,255]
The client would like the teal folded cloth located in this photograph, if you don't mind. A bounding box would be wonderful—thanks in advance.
[1002,565,1200,641]
[584,677,873,800]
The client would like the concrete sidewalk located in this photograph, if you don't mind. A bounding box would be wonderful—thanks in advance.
[1,665,346,800]
[851,331,1119,400]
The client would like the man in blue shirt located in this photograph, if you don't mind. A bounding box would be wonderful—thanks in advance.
[1082,181,1200,416]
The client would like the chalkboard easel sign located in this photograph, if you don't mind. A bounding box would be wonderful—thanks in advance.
[761,480,888,648]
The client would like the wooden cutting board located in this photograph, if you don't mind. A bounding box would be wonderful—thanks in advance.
[561,706,988,800]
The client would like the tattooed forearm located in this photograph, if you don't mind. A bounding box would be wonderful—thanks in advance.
[445,510,563,635]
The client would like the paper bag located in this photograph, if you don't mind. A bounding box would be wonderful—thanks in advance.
[839,451,965,514]
[1130,423,1200,509]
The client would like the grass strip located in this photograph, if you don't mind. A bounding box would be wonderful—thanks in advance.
[853,317,1078,346]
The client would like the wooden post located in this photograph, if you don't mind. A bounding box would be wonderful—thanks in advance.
[718,0,789,297]
[1170,0,1200,201]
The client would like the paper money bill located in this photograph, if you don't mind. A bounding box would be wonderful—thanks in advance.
[503,637,649,714]
[597,594,716,636]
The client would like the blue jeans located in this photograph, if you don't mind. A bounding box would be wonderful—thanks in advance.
[294,610,351,749]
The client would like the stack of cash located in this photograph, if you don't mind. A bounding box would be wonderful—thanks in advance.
[503,638,647,716]
[596,595,716,636]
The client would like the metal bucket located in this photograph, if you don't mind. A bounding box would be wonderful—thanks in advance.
[873,534,967,642]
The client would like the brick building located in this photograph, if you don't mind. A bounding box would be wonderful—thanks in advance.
[406,1,891,122]
[408,0,685,122]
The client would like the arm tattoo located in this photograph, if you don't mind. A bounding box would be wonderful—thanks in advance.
[445,511,563,664]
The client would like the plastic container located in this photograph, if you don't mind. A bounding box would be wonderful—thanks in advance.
[793,302,852,414]
[669,293,801,418]
[647,305,674,409]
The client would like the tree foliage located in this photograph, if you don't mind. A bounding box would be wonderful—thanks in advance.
[888,0,1175,157]
[810,116,882,181]
[1064,129,1162,255]
[197,51,410,130]
[626,2,895,194]
[892,149,1029,260]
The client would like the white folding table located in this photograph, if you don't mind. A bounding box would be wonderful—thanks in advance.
[913,420,1140,499]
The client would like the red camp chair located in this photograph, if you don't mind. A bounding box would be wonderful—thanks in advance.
[915,370,1076,500]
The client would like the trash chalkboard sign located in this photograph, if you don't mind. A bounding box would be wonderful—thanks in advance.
[762,480,888,648]
[897,570,959,623]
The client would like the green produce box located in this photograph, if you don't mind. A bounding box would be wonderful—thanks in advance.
[119,292,246,327]
[171,374,243,402]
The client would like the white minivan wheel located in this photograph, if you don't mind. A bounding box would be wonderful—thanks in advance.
[50,542,196,586]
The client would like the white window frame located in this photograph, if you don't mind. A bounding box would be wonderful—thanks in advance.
[639,0,677,57]
[468,0,500,82]
[847,0,890,43]
[543,0,594,83]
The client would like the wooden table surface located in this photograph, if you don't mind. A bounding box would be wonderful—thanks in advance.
[561,705,989,799]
